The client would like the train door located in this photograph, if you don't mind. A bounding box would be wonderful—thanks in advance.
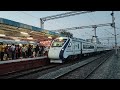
[74,41,81,55]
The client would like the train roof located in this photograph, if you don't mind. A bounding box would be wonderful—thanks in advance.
[0,18,64,40]
[72,37,86,42]
[56,37,89,42]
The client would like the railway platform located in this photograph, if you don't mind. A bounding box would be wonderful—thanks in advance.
[0,56,50,76]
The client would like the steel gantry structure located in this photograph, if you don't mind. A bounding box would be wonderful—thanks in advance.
[52,23,113,46]
[40,11,117,55]
[51,11,117,55]
[40,11,95,29]
[52,23,112,38]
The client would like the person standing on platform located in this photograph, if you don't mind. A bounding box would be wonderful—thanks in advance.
[44,46,49,56]
[28,44,32,58]
[0,42,5,61]
[5,44,9,60]
[0,43,2,61]
[35,45,39,57]
[15,45,19,59]
[11,44,15,60]
[22,45,26,58]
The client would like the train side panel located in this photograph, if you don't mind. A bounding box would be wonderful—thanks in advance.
[63,39,82,58]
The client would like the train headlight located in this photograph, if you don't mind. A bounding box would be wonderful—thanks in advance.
[62,48,64,51]
[59,37,63,41]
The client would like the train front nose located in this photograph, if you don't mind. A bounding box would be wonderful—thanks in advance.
[48,48,61,59]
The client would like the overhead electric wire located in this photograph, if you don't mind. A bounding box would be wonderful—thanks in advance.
[18,11,40,19]
[85,12,116,45]
[86,13,96,24]
[102,28,114,35]
[115,27,120,35]
[85,12,106,38]
[85,12,114,39]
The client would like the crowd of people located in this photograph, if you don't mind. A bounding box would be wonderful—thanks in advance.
[0,42,49,61]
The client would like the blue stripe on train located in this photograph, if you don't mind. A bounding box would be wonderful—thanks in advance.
[59,39,70,60]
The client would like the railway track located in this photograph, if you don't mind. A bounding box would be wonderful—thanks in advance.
[0,52,99,79]
[0,57,84,79]
[0,64,58,79]
[37,50,114,79]
[0,51,113,79]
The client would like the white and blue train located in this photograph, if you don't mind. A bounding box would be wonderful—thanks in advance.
[48,37,111,63]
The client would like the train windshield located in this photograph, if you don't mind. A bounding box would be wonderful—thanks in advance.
[51,39,67,47]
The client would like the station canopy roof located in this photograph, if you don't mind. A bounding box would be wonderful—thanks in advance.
[0,18,63,42]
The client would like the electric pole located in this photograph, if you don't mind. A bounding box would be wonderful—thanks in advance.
[40,18,44,29]
[91,25,98,52]
[111,11,117,55]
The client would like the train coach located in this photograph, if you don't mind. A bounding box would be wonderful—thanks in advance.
[48,37,111,63]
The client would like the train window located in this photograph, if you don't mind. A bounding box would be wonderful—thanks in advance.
[83,44,94,49]
[89,46,94,49]
[97,47,103,49]
[51,39,67,47]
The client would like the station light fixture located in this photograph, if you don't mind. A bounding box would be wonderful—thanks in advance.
[59,37,63,40]
[30,31,36,33]
[27,37,33,40]
[15,39,20,41]
[19,43,22,46]
[20,32,29,35]
[0,34,6,37]
[48,36,52,39]
[29,41,35,43]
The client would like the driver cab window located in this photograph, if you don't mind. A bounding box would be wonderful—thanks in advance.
[52,39,67,47]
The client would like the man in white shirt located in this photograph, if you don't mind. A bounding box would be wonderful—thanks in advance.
[11,44,15,60]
